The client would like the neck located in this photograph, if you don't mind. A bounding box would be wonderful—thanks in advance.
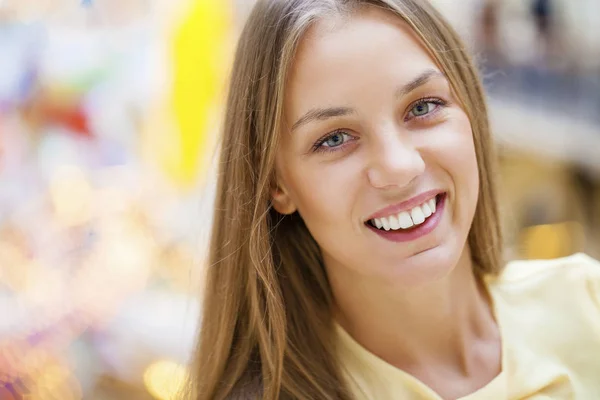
[331,247,499,376]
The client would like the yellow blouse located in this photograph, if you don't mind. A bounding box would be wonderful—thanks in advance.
[337,253,600,399]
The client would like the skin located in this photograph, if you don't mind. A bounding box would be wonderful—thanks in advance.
[271,6,501,399]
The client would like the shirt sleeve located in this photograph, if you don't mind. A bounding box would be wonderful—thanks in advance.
[576,253,600,312]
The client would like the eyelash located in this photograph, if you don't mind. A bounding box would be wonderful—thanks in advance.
[405,97,447,122]
[312,97,447,153]
[312,130,356,154]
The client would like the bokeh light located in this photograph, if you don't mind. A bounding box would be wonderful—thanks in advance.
[49,165,93,227]
[143,360,188,400]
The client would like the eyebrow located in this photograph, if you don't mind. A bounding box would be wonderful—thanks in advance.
[291,106,354,132]
[395,69,445,99]
[291,69,445,132]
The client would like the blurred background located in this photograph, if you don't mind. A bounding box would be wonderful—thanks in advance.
[0,0,598,398]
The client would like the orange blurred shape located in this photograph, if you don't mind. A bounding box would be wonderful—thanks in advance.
[520,221,584,259]
[0,242,30,291]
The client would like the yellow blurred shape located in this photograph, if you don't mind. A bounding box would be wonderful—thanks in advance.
[148,0,231,189]
[520,221,583,260]
[29,362,81,400]
[144,360,189,400]
[49,165,93,227]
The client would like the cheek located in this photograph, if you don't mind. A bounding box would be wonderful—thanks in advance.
[288,161,357,221]
[454,122,480,192]
[439,120,480,224]
[430,114,479,187]
[281,157,363,245]
[422,115,479,221]
[448,133,478,188]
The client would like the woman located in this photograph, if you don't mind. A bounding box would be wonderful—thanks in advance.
[189,0,600,399]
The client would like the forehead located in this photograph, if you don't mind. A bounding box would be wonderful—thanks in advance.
[286,6,441,115]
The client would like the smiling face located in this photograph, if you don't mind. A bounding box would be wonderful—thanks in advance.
[272,6,480,289]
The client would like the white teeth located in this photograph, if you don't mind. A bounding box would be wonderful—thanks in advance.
[381,218,390,231]
[428,198,436,213]
[388,215,400,230]
[411,206,426,225]
[370,195,440,231]
[398,211,413,229]
[421,202,432,218]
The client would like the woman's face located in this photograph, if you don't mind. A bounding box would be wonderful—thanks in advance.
[273,7,479,288]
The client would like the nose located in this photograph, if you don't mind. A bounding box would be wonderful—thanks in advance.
[366,129,426,189]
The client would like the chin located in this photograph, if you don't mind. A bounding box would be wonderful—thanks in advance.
[385,241,462,288]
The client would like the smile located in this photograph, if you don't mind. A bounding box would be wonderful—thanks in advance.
[366,193,446,242]
[369,195,438,231]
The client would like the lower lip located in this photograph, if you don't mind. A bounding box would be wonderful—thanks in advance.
[367,194,446,243]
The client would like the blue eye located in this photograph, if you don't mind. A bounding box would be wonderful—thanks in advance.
[315,130,354,152]
[323,131,347,147]
[410,101,437,117]
[406,97,448,121]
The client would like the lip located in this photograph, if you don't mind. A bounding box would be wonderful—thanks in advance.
[365,189,444,221]
[367,193,446,243]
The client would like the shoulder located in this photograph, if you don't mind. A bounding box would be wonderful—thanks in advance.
[490,254,600,390]
[498,252,600,286]
[495,252,600,294]
[491,252,600,319]
[500,251,597,273]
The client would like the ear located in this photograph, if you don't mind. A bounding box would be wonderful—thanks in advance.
[271,181,297,215]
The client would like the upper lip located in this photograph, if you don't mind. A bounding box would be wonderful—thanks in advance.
[365,189,443,221]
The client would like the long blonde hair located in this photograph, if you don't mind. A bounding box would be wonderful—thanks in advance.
[189,0,503,398]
